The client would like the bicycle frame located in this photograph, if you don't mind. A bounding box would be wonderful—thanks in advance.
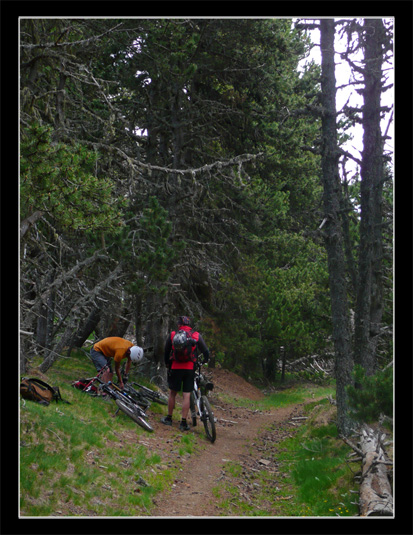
[122,383,151,409]
[130,381,168,405]
[96,378,153,432]
[98,380,147,415]
[190,359,216,442]
[73,361,155,432]
[192,372,203,416]
[72,364,110,395]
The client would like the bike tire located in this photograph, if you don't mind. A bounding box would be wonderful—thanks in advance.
[200,395,216,443]
[115,399,153,433]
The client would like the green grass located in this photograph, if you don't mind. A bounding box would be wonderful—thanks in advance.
[19,350,178,517]
[20,353,358,517]
[276,422,359,516]
[221,382,335,412]
[178,433,197,455]
[259,384,334,409]
[211,388,359,517]
[20,391,175,516]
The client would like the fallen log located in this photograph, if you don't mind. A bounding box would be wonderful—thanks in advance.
[343,425,393,516]
[359,425,393,516]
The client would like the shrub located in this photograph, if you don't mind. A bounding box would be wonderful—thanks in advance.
[346,365,393,423]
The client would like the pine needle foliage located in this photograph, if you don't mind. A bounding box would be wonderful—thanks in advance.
[346,365,393,423]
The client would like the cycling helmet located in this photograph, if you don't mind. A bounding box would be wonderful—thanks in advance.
[172,330,189,349]
[178,315,191,327]
[130,346,144,363]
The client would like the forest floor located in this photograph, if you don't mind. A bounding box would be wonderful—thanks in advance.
[138,368,322,517]
[20,364,334,518]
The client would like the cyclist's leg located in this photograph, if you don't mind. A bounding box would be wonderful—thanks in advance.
[181,392,191,421]
[90,348,112,382]
[104,369,113,382]
[166,369,182,417]
[168,389,177,415]
[181,370,195,422]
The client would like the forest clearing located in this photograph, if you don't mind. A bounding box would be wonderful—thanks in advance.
[18,15,398,529]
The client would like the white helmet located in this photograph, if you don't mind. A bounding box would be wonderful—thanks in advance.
[130,346,144,363]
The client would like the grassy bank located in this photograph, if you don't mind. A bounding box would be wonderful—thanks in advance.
[20,354,359,517]
[212,395,360,517]
[20,351,182,516]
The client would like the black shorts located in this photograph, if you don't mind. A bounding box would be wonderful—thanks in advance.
[168,369,195,393]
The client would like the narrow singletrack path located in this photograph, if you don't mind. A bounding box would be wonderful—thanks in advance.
[146,368,309,517]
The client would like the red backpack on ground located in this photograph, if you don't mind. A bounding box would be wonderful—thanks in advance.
[171,329,199,363]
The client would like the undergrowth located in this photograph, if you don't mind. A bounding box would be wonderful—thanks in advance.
[213,396,360,517]
[19,351,178,517]
[277,418,359,516]
[20,353,359,517]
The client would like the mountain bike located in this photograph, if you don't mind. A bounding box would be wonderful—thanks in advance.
[189,357,216,443]
[128,381,168,406]
[119,361,169,406]
[71,364,110,396]
[121,383,152,410]
[96,378,154,433]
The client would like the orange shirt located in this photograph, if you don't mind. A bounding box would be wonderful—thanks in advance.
[93,337,133,364]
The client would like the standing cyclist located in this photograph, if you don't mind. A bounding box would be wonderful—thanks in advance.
[161,316,209,431]
[90,337,143,389]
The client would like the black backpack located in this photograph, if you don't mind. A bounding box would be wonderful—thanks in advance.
[20,377,70,406]
[171,329,198,363]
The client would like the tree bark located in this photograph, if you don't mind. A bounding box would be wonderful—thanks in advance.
[134,294,144,347]
[358,425,393,516]
[38,322,76,374]
[71,306,101,347]
[319,19,354,436]
[20,210,43,239]
[354,19,386,375]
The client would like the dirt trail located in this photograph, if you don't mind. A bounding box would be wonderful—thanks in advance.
[144,368,310,517]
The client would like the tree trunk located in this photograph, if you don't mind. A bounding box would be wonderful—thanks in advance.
[143,291,169,370]
[264,350,277,383]
[98,305,131,339]
[134,294,144,347]
[38,322,76,374]
[71,306,101,347]
[36,302,48,349]
[106,313,130,338]
[319,19,354,436]
[36,270,55,352]
[281,347,286,383]
[354,19,386,375]
[152,293,169,368]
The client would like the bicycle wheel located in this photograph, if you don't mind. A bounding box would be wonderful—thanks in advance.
[200,396,216,443]
[189,392,197,427]
[115,399,153,432]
